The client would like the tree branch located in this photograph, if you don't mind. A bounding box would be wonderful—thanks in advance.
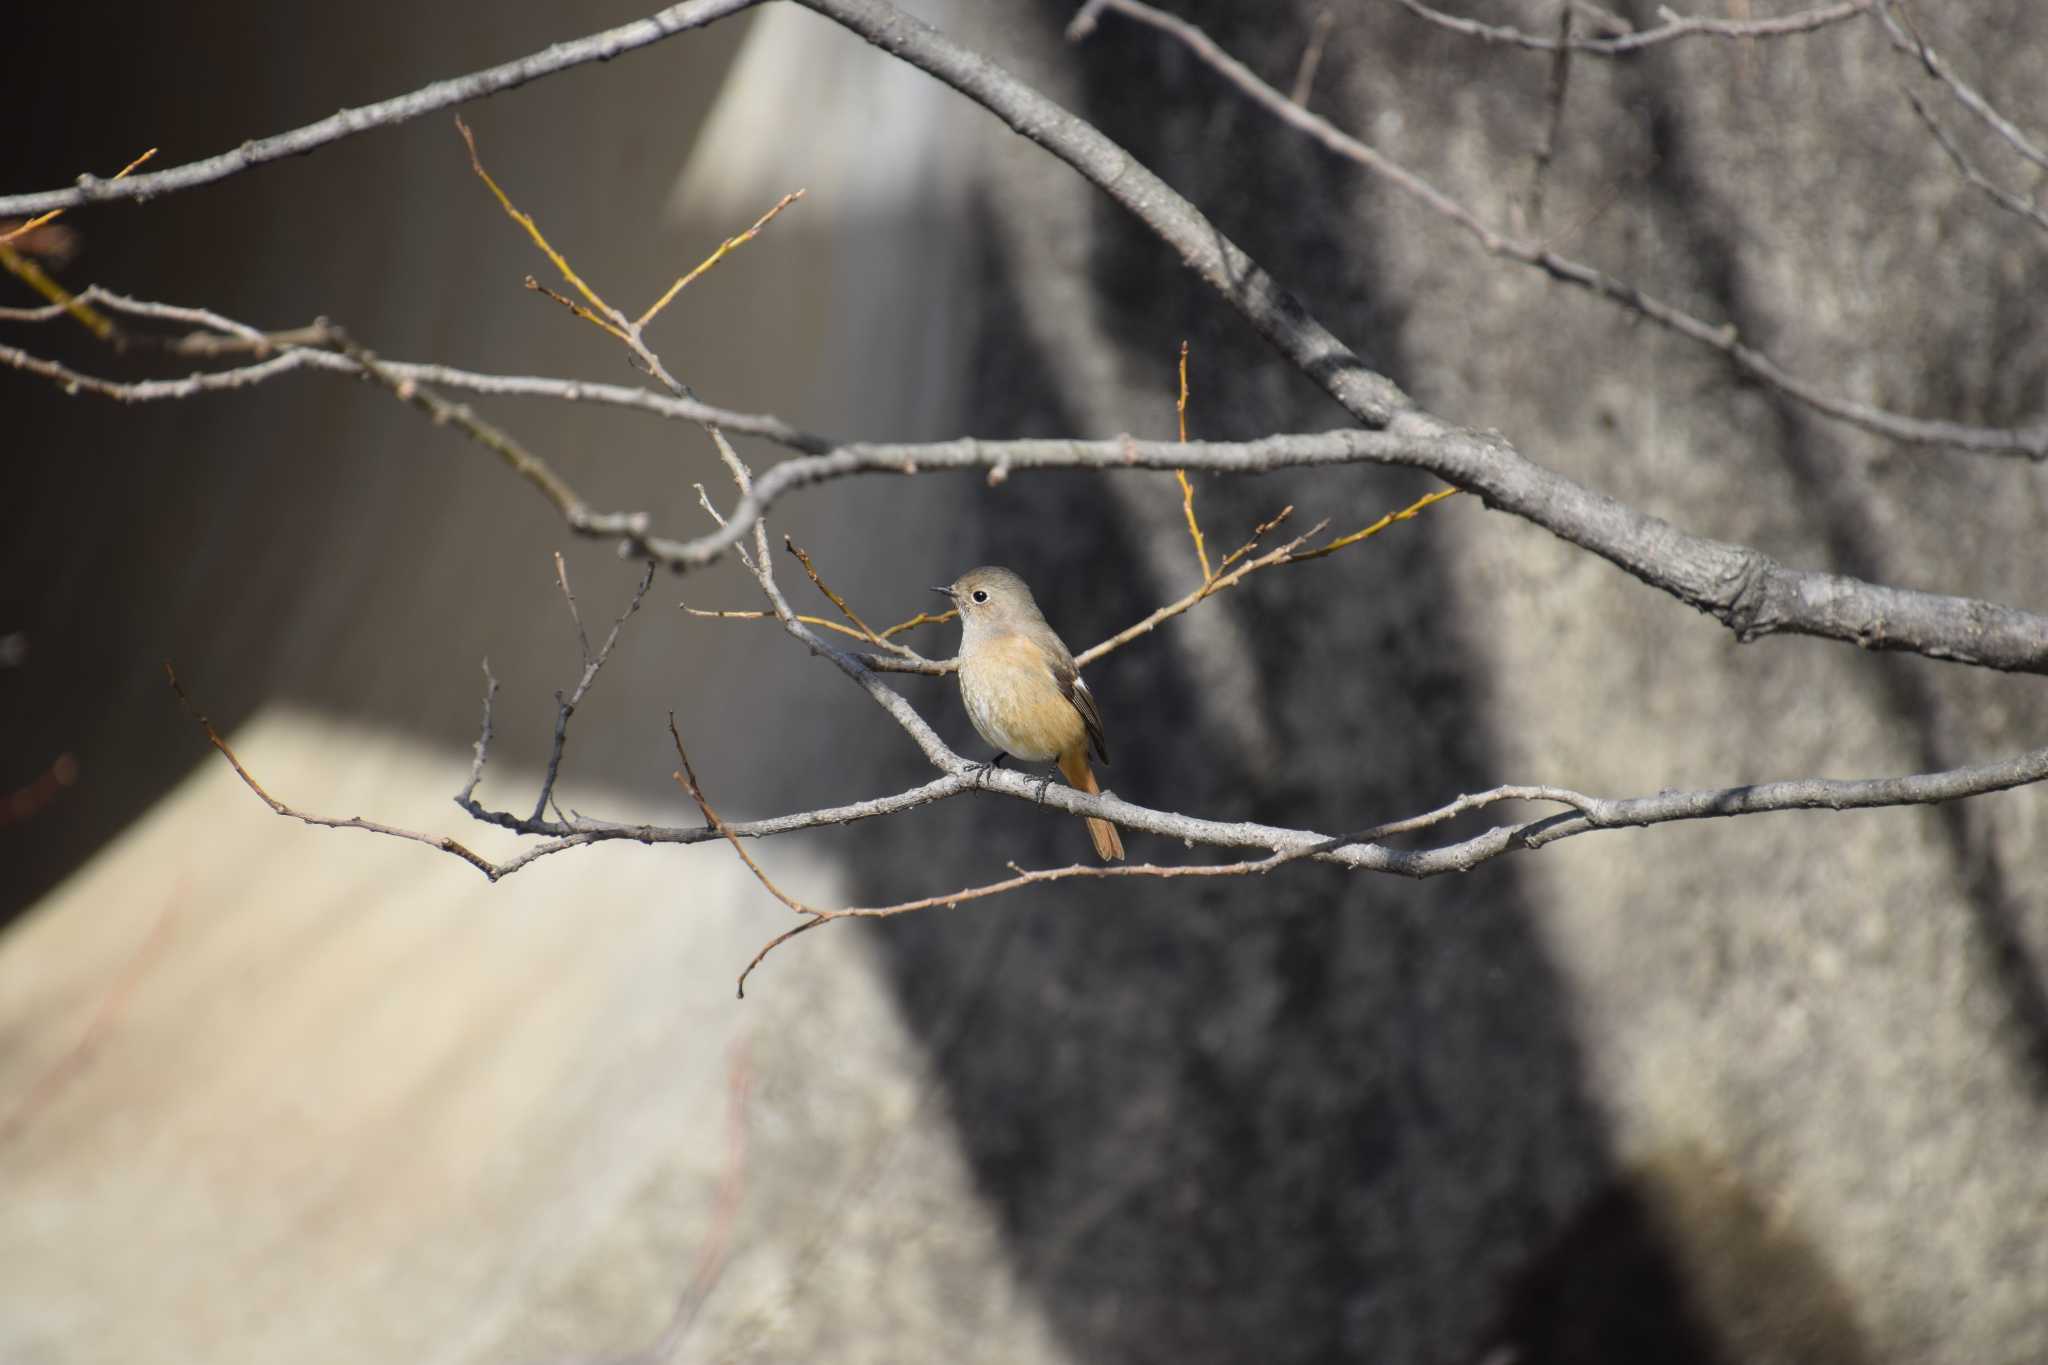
[5,1,2044,703]
[1390,0,1874,54]
[0,286,831,449]
[1878,0,2048,175]
[1076,0,2048,461]
[0,0,761,218]
[13,324,2047,672]
[669,432,2048,675]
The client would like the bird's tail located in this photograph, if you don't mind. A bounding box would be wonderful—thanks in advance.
[1058,748,1125,862]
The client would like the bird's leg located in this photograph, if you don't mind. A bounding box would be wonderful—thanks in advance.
[965,752,1010,788]
[1033,772,1053,806]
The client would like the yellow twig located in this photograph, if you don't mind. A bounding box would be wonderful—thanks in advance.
[1076,484,1460,667]
[783,537,933,659]
[1292,486,1462,561]
[1173,340,1213,583]
[0,147,156,249]
[0,148,158,340]
[637,190,806,329]
[0,244,113,341]
[684,602,957,646]
[1217,506,1297,571]
[877,607,957,639]
[1076,513,1322,667]
[1176,340,1191,445]
[455,117,630,341]
[686,605,879,642]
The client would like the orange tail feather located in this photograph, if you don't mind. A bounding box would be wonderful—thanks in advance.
[1058,747,1125,862]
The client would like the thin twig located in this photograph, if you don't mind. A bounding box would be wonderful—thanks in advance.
[784,537,925,659]
[170,637,2048,974]
[716,734,2048,992]
[1288,486,1460,562]
[317,322,659,548]
[457,659,500,807]
[1075,485,1453,664]
[1391,0,1872,54]
[1904,89,2048,235]
[1526,2,1575,229]
[1078,0,2047,462]
[531,559,657,823]
[673,708,833,1001]
[165,663,499,878]
[1878,1,2048,174]
[639,189,806,328]
[0,1,762,218]
[1075,520,1322,666]
[670,717,819,921]
[13,325,2047,673]
[1173,340,1212,583]
[7,1,2047,682]
[1289,9,1336,108]
[0,147,156,340]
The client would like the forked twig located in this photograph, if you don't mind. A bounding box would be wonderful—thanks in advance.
[164,663,498,877]
[532,558,658,823]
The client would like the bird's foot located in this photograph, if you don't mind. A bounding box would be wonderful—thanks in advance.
[964,753,1011,789]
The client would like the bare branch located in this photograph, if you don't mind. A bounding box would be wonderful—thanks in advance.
[1289,9,1336,107]
[1173,340,1213,583]
[1391,0,1874,54]
[1073,512,1325,667]
[318,322,659,548]
[0,0,760,218]
[165,664,500,878]
[1878,1,2048,174]
[784,537,929,661]
[1526,2,1575,228]
[532,558,657,824]
[456,117,629,343]
[1076,0,2048,461]
[731,736,2048,992]
[1903,89,2048,235]
[171,617,2048,987]
[457,659,500,809]
[472,777,975,879]
[1,336,322,395]
[674,432,2048,675]
[0,285,835,446]
[639,189,806,329]
[11,319,2047,672]
[670,719,820,922]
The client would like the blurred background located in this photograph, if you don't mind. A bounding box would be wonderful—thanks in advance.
[3,2,2045,1362]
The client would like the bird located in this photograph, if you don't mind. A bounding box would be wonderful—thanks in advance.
[935,566,1125,861]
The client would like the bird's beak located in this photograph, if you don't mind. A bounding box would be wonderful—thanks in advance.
[931,586,956,599]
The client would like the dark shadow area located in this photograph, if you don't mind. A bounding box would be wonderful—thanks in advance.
[845,6,1685,1359]
[1479,1147,1871,1365]
[1617,20,2048,1099]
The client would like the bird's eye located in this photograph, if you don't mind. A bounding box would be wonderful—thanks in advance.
[971,590,989,604]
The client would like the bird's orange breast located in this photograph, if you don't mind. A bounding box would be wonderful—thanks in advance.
[959,634,1086,762]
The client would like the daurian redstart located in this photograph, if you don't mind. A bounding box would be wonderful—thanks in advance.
[936,566,1124,862]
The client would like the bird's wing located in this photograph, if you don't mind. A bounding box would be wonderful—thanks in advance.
[1051,657,1110,766]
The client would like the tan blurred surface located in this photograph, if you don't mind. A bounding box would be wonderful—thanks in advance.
[0,708,1064,1364]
